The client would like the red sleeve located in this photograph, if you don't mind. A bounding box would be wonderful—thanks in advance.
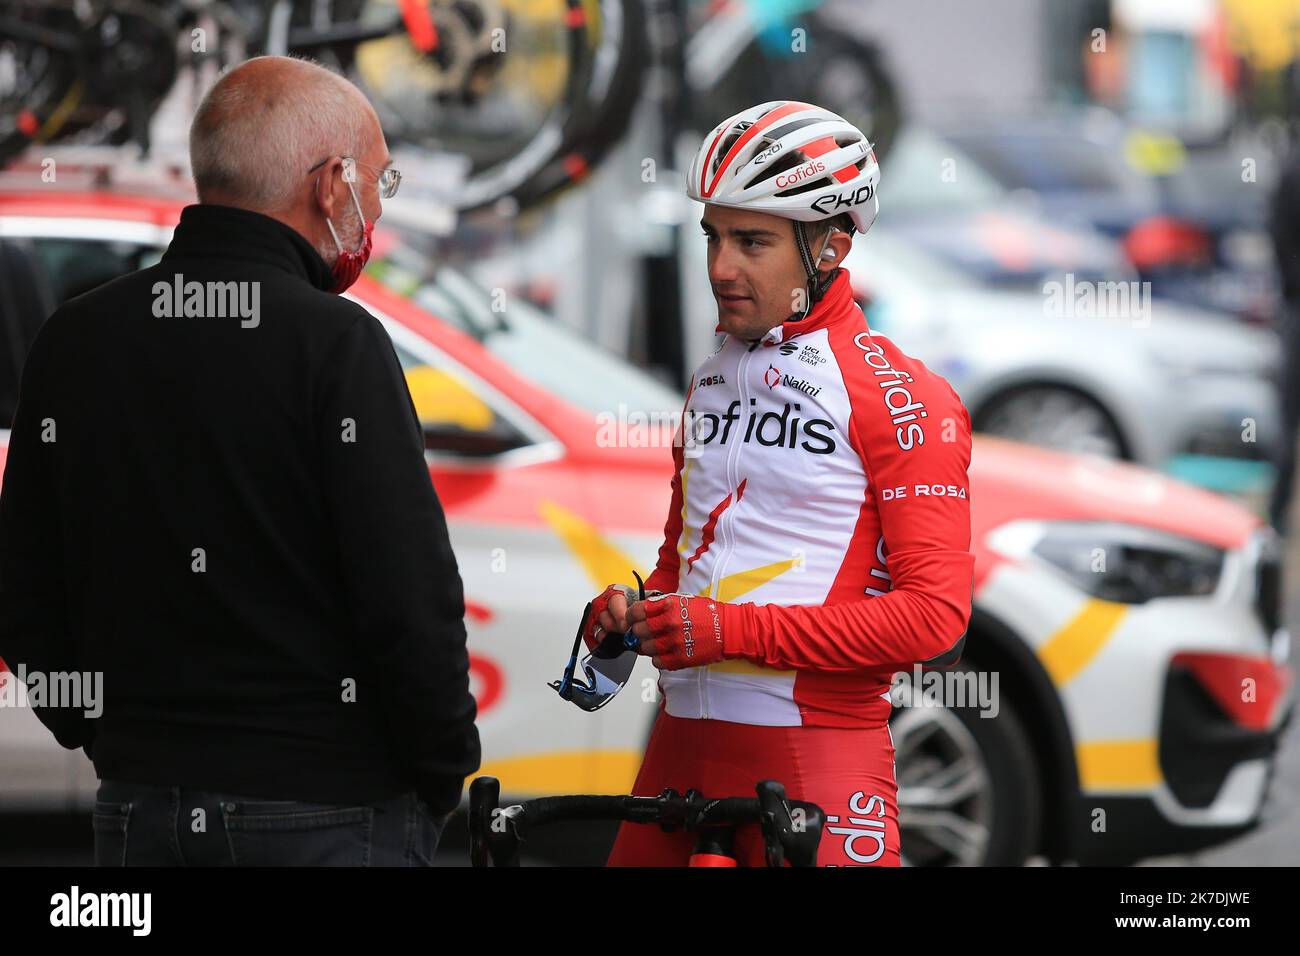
[722,339,974,672]
[644,385,693,594]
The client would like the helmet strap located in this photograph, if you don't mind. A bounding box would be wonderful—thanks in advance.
[792,221,852,320]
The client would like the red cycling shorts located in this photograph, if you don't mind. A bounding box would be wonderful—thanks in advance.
[606,710,900,867]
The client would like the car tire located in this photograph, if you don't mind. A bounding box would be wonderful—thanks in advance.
[891,667,1042,866]
[975,383,1129,460]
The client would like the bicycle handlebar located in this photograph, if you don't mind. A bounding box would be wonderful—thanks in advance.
[468,776,826,867]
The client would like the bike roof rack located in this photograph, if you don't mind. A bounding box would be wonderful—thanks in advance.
[0,143,462,234]
[0,145,195,198]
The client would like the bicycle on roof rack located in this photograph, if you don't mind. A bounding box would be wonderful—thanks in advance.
[0,0,648,214]
[468,775,826,867]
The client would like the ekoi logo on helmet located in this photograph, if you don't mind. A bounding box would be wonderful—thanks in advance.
[811,182,876,216]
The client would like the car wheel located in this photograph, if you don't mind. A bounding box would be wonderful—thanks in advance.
[891,676,1041,866]
[976,385,1127,459]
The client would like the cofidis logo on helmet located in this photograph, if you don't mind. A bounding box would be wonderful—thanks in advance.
[775,160,826,190]
[854,333,927,450]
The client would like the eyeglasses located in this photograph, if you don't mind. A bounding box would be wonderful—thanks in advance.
[307,156,402,199]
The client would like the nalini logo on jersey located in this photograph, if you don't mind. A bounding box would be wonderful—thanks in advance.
[687,399,836,455]
[762,364,823,398]
[853,332,927,451]
[782,374,822,398]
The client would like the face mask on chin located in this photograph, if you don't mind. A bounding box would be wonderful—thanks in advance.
[325,179,374,295]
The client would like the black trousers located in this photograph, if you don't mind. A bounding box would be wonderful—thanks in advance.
[92,779,447,866]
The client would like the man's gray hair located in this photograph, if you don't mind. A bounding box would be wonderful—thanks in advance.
[189,56,368,211]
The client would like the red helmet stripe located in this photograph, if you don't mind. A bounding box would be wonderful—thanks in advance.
[698,125,730,197]
[804,136,861,183]
[703,101,815,198]
[801,136,838,158]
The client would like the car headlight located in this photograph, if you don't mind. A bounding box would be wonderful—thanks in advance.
[990,521,1225,604]
[1031,523,1224,603]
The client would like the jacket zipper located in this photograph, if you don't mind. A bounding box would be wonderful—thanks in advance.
[703,340,756,719]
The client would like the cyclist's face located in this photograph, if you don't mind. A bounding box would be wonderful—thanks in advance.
[702,205,815,338]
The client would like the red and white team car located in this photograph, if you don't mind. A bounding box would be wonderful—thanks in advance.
[0,176,1292,865]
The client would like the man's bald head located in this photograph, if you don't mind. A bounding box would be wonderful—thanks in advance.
[189,56,378,213]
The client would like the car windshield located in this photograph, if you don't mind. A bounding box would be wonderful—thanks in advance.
[367,243,684,418]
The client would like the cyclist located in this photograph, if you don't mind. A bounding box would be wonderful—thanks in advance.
[584,101,975,866]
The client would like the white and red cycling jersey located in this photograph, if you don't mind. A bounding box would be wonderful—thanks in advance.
[642,268,975,728]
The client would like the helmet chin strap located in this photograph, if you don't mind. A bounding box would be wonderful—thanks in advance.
[792,221,846,320]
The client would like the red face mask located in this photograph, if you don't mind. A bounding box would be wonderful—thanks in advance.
[326,181,374,294]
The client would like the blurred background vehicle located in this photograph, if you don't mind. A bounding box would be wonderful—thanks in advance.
[841,229,1281,495]
[939,110,1280,325]
[2,0,1299,866]
[863,124,1139,291]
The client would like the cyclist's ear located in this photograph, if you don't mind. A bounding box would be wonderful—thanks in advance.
[817,228,853,277]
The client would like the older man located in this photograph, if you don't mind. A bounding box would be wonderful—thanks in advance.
[0,56,480,866]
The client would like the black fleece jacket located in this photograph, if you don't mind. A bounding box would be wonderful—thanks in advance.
[0,203,480,814]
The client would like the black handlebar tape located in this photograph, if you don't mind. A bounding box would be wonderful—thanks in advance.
[755,780,789,867]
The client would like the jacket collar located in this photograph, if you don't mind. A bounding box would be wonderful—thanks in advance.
[162,203,335,292]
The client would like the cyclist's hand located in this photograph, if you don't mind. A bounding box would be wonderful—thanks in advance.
[630,594,727,670]
[582,584,636,652]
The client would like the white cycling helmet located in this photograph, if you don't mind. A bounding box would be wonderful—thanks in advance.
[688,101,879,310]
[687,100,880,236]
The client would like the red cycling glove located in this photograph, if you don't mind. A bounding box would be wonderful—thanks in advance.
[582,584,637,652]
[635,594,736,670]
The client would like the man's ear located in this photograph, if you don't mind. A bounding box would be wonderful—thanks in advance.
[314,157,346,220]
[817,229,853,277]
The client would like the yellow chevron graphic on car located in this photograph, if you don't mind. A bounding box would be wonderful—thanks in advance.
[538,500,645,590]
[472,750,643,796]
[1037,598,1129,686]
[1076,739,1161,790]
